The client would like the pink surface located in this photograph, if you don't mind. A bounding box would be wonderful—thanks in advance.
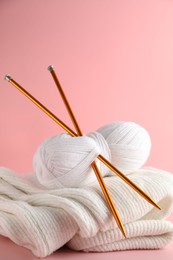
[0,0,173,259]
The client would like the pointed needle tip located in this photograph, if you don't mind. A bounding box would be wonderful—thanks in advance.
[121,228,127,239]
[47,65,54,71]
[118,223,127,238]
[123,233,127,239]
[4,74,11,81]
[151,200,161,210]
[156,204,161,210]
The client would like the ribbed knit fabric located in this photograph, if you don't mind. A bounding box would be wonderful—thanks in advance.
[0,167,173,257]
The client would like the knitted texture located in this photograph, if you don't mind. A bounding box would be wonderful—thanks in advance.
[0,167,173,257]
[33,122,151,189]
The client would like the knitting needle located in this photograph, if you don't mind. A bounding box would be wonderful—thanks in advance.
[4,75,77,136]
[47,66,161,211]
[5,74,161,212]
[91,161,126,238]
[98,154,161,209]
[47,66,127,237]
[4,74,126,238]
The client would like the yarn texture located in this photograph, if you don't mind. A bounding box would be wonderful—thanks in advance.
[33,122,151,189]
[0,167,173,258]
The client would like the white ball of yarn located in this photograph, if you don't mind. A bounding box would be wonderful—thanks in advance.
[33,121,151,189]
[97,121,151,174]
[33,131,110,189]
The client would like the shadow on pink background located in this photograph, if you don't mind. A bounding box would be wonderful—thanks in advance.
[0,0,173,259]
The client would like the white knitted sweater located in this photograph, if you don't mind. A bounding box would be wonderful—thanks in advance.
[0,167,173,257]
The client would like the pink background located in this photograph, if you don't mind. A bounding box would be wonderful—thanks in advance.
[0,0,173,259]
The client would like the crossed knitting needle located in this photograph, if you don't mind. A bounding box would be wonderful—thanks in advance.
[5,68,161,238]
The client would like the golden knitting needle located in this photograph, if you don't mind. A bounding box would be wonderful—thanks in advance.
[4,74,126,238]
[47,66,161,211]
[47,66,127,237]
[5,75,77,136]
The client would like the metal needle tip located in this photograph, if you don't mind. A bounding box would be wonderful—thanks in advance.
[154,203,161,210]
[121,227,127,238]
[5,74,11,81]
[48,65,54,71]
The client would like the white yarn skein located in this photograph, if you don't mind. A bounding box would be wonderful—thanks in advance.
[33,132,110,189]
[33,121,151,189]
[97,121,151,175]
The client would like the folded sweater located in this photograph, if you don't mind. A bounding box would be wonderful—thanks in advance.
[0,167,173,257]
